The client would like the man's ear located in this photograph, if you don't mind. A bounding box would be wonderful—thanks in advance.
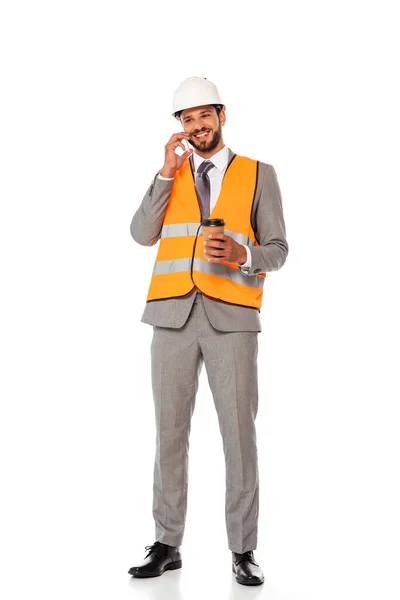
[219,109,226,126]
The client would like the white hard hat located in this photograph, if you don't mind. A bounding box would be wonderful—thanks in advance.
[172,76,225,118]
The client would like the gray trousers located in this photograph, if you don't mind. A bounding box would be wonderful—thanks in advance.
[150,293,260,553]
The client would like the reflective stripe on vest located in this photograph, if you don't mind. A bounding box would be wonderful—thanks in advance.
[146,154,266,309]
[153,257,264,289]
[160,223,257,248]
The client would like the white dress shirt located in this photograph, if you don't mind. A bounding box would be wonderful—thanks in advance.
[158,145,252,269]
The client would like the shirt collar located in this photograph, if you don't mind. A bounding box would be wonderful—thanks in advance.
[192,145,229,173]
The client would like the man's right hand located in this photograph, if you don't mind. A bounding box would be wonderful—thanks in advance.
[159,132,193,178]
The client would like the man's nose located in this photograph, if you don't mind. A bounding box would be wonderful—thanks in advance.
[192,120,206,132]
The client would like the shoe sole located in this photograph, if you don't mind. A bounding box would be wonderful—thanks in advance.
[232,564,264,586]
[129,560,182,578]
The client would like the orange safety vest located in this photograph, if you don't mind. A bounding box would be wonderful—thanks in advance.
[146,154,266,309]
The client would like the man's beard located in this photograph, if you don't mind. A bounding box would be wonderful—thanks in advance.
[189,124,222,153]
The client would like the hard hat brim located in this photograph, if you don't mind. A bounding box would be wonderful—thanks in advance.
[173,103,225,119]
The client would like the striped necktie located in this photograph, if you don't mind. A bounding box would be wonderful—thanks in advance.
[195,160,214,220]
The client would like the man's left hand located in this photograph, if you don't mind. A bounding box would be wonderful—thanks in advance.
[204,233,247,264]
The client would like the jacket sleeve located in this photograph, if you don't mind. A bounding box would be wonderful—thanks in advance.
[130,173,175,246]
[243,164,289,275]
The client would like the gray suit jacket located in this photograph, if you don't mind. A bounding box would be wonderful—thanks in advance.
[130,148,289,332]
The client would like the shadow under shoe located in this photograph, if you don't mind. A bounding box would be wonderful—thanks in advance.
[232,550,264,586]
[128,541,182,578]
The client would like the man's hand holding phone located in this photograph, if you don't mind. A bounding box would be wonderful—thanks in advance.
[159,133,193,178]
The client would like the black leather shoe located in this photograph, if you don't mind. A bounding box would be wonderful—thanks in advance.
[232,550,264,585]
[128,541,182,578]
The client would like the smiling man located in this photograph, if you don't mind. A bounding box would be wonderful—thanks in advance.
[182,105,223,153]
[128,76,289,586]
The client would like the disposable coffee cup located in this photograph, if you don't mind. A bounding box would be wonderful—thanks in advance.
[201,218,225,239]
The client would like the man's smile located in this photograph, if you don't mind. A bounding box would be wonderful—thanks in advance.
[192,129,211,141]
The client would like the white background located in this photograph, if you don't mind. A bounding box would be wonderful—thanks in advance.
[1,1,399,599]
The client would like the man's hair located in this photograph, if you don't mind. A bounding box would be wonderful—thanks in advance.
[175,104,224,121]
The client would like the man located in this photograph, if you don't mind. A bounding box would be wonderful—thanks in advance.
[128,76,288,586]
